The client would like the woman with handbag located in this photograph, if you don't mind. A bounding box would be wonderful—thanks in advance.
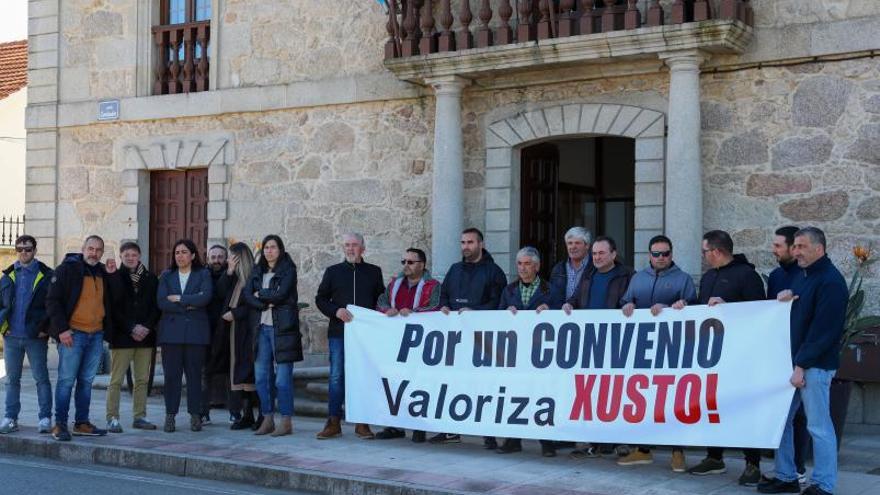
[244,235,303,436]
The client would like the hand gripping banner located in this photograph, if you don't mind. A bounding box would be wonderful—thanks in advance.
[344,301,795,448]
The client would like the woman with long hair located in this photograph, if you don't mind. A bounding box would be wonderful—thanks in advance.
[219,242,261,430]
[156,239,213,433]
[244,235,303,436]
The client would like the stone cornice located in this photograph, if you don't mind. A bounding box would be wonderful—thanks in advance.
[385,20,753,84]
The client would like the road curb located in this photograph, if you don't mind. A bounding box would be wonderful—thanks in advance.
[0,434,464,495]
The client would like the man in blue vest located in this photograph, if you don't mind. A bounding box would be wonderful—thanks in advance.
[0,235,54,434]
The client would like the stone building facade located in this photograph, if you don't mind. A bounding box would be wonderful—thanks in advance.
[25,1,880,423]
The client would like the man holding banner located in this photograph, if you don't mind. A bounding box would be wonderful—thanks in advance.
[429,227,506,447]
[759,227,847,495]
[374,247,440,443]
[677,230,766,485]
[618,234,697,471]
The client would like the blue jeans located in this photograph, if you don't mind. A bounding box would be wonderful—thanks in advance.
[254,325,294,416]
[54,331,104,425]
[3,336,52,420]
[775,367,837,493]
[328,337,344,417]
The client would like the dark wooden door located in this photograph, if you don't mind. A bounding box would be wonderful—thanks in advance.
[149,169,208,272]
[520,143,559,280]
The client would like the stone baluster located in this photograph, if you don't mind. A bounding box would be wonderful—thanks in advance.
[537,0,552,39]
[476,0,493,47]
[385,0,400,59]
[694,0,710,21]
[557,0,575,37]
[496,0,514,44]
[647,0,663,26]
[744,0,754,25]
[671,0,685,24]
[196,24,209,91]
[420,0,438,54]
[426,76,471,279]
[517,0,536,42]
[579,0,595,35]
[413,0,424,39]
[437,0,455,51]
[154,30,168,95]
[458,0,474,49]
[660,50,707,277]
[169,30,181,94]
[624,0,640,29]
[401,0,419,56]
[601,0,616,32]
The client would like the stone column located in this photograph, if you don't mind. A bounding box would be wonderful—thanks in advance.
[426,76,470,279]
[659,50,706,277]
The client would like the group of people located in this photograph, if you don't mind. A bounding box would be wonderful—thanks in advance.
[0,221,846,495]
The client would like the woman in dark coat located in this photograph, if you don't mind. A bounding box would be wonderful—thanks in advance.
[244,235,303,437]
[219,242,260,430]
[156,239,213,433]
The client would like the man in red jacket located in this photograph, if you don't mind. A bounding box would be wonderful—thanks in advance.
[374,247,440,442]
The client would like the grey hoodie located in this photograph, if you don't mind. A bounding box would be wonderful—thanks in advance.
[619,262,697,308]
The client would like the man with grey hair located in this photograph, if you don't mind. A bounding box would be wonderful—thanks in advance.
[495,246,556,456]
[550,226,592,308]
[760,227,847,495]
[315,233,385,440]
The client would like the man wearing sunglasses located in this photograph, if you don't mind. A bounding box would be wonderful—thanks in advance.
[374,248,440,442]
[0,235,55,435]
[617,235,697,471]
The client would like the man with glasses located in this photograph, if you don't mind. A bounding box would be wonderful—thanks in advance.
[0,235,54,435]
[617,235,697,471]
[374,248,440,442]
[673,230,766,485]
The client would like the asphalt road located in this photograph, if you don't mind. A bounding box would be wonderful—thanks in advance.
[0,454,317,495]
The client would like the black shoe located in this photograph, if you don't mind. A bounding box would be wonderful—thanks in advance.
[757,477,801,494]
[252,415,264,431]
[688,457,726,475]
[801,485,833,495]
[738,463,761,486]
[375,427,406,440]
[51,424,71,441]
[411,430,426,443]
[496,439,522,454]
[230,416,255,430]
[541,442,557,457]
[428,433,461,444]
[483,436,498,450]
[199,414,211,426]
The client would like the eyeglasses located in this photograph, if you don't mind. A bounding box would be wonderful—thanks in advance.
[701,248,715,255]
[650,250,671,258]
[15,246,34,253]
[401,259,422,265]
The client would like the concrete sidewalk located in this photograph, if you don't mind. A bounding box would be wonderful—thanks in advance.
[1,361,879,494]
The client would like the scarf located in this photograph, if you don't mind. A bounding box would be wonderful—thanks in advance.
[389,276,426,311]
[129,263,147,293]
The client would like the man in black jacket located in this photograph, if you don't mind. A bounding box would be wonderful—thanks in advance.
[675,230,766,485]
[430,227,507,447]
[201,245,231,424]
[315,232,384,440]
[105,242,160,433]
[46,235,120,441]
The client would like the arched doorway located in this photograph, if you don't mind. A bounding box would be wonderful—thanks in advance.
[520,137,635,278]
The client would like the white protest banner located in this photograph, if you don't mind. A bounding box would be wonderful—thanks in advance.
[344,301,795,448]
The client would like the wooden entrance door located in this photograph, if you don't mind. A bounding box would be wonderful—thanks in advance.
[520,143,559,280]
[149,169,208,271]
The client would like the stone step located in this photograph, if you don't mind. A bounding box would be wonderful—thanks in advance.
[293,396,327,417]
[293,366,329,381]
[305,381,329,400]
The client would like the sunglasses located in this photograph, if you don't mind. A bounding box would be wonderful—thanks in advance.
[401,259,423,265]
[650,250,671,258]
[15,246,34,253]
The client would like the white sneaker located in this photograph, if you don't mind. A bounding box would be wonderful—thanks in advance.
[107,417,123,433]
[38,417,51,434]
[0,417,18,434]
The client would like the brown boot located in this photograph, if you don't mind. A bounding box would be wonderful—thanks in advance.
[254,414,275,436]
[355,423,375,439]
[316,416,341,439]
[270,416,292,437]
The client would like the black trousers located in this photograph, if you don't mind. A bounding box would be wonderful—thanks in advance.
[707,446,761,466]
[162,344,206,415]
